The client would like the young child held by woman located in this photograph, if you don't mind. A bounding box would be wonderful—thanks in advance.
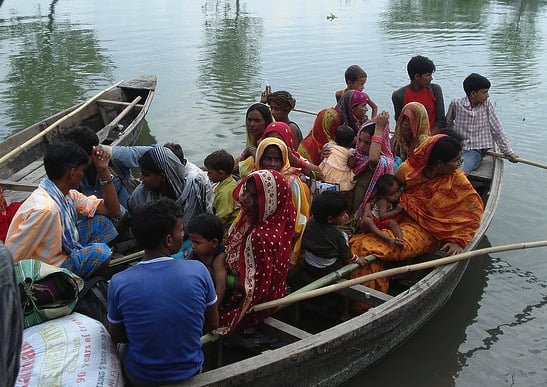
[359,174,404,247]
[319,125,356,200]
[187,213,228,304]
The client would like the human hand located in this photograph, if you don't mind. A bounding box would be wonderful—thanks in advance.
[507,152,519,163]
[260,85,271,103]
[439,242,464,255]
[375,111,389,129]
[350,255,369,268]
[319,143,332,160]
[91,145,111,172]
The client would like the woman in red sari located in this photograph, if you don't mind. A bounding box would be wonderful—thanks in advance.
[350,135,484,290]
[216,169,296,335]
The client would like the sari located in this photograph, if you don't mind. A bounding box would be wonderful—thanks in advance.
[298,107,342,165]
[255,137,311,265]
[0,188,21,242]
[217,170,296,335]
[352,119,395,216]
[392,101,431,166]
[350,135,484,290]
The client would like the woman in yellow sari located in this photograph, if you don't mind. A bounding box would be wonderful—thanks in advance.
[391,101,431,170]
[255,137,311,265]
[350,134,484,290]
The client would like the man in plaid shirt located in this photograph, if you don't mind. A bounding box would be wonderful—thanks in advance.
[446,73,518,174]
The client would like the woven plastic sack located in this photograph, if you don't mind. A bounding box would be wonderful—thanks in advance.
[14,259,84,328]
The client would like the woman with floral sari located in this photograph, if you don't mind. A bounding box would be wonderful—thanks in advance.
[255,137,311,265]
[216,170,296,335]
[349,134,484,290]
[298,107,341,165]
[391,101,431,170]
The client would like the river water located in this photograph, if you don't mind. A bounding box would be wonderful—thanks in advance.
[1,0,546,385]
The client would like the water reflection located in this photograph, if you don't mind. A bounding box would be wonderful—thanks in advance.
[198,0,263,137]
[0,1,114,137]
[382,0,544,91]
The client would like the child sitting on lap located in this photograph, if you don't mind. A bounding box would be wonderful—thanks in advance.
[359,174,404,247]
[187,213,228,304]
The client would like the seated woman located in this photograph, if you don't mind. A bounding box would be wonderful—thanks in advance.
[348,112,394,216]
[235,103,274,178]
[260,121,322,180]
[391,101,431,170]
[127,146,213,235]
[349,135,484,290]
[255,137,311,265]
[216,170,296,335]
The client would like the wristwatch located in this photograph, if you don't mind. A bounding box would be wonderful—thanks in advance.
[99,174,114,186]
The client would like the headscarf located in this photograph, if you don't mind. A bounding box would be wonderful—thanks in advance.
[260,121,295,151]
[298,107,342,165]
[217,170,296,334]
[336,89,368,134]
[392,101,431,161]
[255,138,311,264]
[353,120,395,214]
[404,134,447,181]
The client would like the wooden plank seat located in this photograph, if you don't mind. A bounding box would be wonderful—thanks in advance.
[336,282,393,307]
[96,99,144,109]
[468,154,494,182]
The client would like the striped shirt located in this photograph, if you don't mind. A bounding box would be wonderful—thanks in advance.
[446,96,513,155]
[5,187,102,266]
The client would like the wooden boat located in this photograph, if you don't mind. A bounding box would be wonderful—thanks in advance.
[0,75,157,201]
[175,155,503,386]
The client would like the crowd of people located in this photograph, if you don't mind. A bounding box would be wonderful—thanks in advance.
[0,55,519,385]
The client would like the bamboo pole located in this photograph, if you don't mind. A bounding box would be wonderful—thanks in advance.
[0,80,123,165]
[100,95,141,133]
[486,151,547,170]
[253,240,547,312]
[293,108,318,116]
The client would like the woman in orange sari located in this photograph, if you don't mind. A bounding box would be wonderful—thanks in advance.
[350,135,484,289]
[298,107,341,165]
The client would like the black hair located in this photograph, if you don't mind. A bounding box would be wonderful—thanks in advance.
[186,213,224,242]
[407,55,436,79]
[375,174,397,196]
[334,126,355,148]
[360,121,376,137]
[463,73,491,96]
[345,65,367,82]
[164,142,185,164]
[438,128,464,143]
[62,126,99,155]
[204,149,235,174]
[131,198,183,250]
[427,135,462,166]
[246,103,274,125]
[44,141,90,180]
[311,191,349,224]
[266,91,295,112]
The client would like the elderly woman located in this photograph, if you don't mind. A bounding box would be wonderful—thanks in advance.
[349,135,484,289]
[216,170,296,335]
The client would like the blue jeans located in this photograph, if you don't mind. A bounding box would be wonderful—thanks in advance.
[462,149,484,174]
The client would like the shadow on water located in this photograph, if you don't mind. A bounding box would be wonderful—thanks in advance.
[198,0,263,138]
[344,236,494,387]
[0,0,114,138]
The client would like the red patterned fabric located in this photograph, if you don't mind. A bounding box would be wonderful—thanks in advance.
[217,170,296,334]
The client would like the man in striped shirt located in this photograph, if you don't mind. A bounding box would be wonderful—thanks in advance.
[446,73,518,174]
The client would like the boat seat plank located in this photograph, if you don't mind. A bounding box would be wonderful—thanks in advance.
[336,282,393,307]
[9,160,44,182]
[0,179,38,192]
[468,154,494,182]
[263,317,312,340]
[96,99,144,109]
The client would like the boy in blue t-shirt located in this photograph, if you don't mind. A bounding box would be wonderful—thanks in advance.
[107,198,218,385]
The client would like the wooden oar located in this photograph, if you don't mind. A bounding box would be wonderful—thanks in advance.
[253,240,547,312]
[0,80,123,165]
[486,151,547,170]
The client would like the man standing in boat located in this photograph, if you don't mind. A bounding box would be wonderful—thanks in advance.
[5,141,120,279]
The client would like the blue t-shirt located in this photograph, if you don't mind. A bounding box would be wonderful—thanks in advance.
[107,257,217,383]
